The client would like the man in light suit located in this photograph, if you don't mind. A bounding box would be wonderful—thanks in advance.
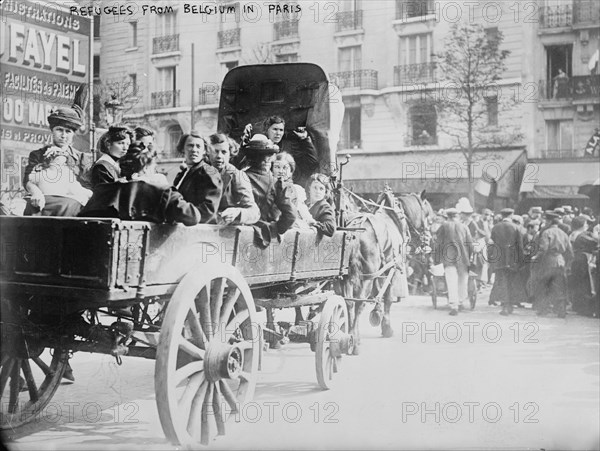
[173,131,222,224]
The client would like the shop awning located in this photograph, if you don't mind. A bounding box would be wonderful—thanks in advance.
[519,160,600,198]
[339,148,526,197]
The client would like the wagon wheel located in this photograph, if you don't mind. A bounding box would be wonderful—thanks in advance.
[1,301,69,429]
[431,278,438,310]
[155,264,260,447]
[316,295,353,390]
[469,278,477,310]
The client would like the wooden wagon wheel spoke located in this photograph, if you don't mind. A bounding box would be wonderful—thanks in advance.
[316,296,351,390]
[8,362,21,413]
[32,357,52,376]
[0,358,16,397]
[20,359,39,403]
[200,383,215,445]
[197,286,214,340]
[177,372,205,420]
[178,337,205,360]
[218,380,240,413]
[156,264,258,447]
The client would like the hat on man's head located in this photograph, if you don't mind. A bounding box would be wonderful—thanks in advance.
[47,106,83,131]
[583,207,595,217]
[455,197,474,214]
[500,207,514,216]
[512,215,523,225]
[445,207,459,217]
[243,134,279,155]
[437,208,448,218]
[553,207,565,216]
[544,210,560,220]
[529,206,543,214]
[481,208,493,215]
[562,205,573,214]
[527,219,541,227]
[579,214,592,222]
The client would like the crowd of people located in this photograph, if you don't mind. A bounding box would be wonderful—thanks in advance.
[17,107,337,250]
[430,198,599,319]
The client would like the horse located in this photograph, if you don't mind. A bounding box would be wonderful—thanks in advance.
[337,187,433,352]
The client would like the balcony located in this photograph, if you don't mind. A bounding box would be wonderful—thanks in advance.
[538,75,600,101]
[329,70,378,90]
[151,90,180,109]
[539,4,572,28]
[573,0,600,26]
[273,20,298,41]
[153,34,179,54]
[394,62,436,85]
[217,28,240,49]
[395,0,434,20]
[335,10,363,32]
[540,148,581,159]
[198,87,219,105]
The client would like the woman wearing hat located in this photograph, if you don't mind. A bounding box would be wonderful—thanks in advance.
[243,134,296,240]
[23,106,93,216]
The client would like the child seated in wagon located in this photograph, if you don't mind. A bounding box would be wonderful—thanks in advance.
[26,147,93,216]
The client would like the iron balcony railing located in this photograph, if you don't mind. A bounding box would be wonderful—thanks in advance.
[335,10,363,32]
[538,75,600,100]
[217,28,240,48]
[394,62,437,85]
[329,70,378,90]
[152,34,179,54]
[395,0,434,20]
[198,87,219,105]
[540,148,581,159]
[151,90,180,109]
[274,20,298,40]
[573,0,600,25]
[539,3,572,28]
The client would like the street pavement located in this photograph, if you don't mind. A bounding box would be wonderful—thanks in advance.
[4,287,599,451]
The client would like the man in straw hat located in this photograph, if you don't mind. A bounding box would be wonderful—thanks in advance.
[433,207,474,316]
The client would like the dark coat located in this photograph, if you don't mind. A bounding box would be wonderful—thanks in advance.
[308,198,336,237]
[79,180,201,226]
[91,155,120,187]
[173,162,222,224]
[245,167,296,235]
[219,163,260,225]
[280,134,319,188]
[24,145,92,189]
[489,220,525,271]
[433,219,473,270]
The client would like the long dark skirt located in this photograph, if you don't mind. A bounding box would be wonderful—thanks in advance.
[24,195,83,217]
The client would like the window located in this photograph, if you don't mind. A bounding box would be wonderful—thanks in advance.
[340,104,361,149]
[410,104,437,145]
[128,73,137,96]
[220,2,240,31]
[485,27,500,44]
[129,21,137,47]
[157,66,176,92]
[397,0,434,19]
[156,12,177,36]
[486,96,498,126]
[341,0,362,12]
[546,44,572,98]
[167,124,183,159]
[93,55,100,79]
[338,46,362,72]
[93,15,101,39]
[399,33,432,66]
[275,53,298,63]
[546,120,573,152]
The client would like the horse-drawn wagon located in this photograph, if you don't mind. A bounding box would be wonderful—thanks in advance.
[0,63,357,446]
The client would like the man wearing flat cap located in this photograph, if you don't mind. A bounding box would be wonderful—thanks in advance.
[530,210,573,317]
[243,134,296,244]
[488,208,525,315]
[553,207,571,235]
[433,207,473,316]
[23,106,93,215]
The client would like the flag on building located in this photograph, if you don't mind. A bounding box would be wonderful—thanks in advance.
[584,129,600,156]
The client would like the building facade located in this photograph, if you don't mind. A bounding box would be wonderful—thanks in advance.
[97,0,599,210]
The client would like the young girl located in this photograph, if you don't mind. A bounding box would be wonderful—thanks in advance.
[272,152,313,229]
[27,147,93,216]
[306,173,336,237]
[91,125,133,187]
